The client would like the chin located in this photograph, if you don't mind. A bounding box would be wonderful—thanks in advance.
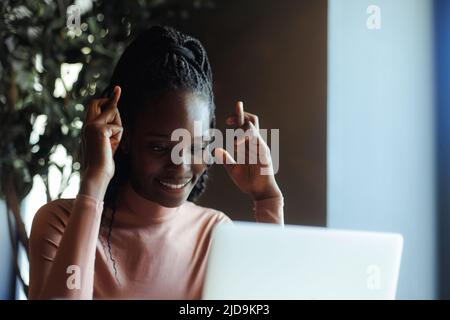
[149,179,195,208]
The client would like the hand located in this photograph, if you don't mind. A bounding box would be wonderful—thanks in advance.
[214,101,282,201]
[80,86,123,184]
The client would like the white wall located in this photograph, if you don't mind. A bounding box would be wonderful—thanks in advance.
[328,0,436,299]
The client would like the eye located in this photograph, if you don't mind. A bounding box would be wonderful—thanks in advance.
[149,143,170,153]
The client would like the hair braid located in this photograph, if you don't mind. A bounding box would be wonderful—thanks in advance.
[98,25,215,283]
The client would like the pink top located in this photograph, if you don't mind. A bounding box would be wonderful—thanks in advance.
[28,182,284,300]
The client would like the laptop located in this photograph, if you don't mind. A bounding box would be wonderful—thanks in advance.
[202,222,403,300]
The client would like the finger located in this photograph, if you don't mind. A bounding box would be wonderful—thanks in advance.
[234,132,259,165]
[226,116,235,126]
[113,107,122,127]
[234,133,257,149]
[236,145,259,165]
[101,86,121,109]
[213,147,236,166]
[112,86,121,104]
[246,120,260,137]
[226,111,259,130]
[101,123,121,135]
[243,112,259,130]
[246,122,271,166]
[105,124,123,154]
[108,93,123,127]
[234,121,259,146]
[235,101,244,127]
[97,105,118,124]
[99,86,121,113]
[235,122,269,165]
[85,98,109,122]
[97,87,121,123]
[105,124,124,145]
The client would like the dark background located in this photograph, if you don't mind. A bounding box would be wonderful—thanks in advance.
[176,0,328,226]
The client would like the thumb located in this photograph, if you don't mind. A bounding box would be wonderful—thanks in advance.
[105,124,123,139]
[105,124,123,153]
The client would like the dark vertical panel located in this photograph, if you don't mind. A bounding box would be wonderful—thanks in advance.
[177,0,327,226]
[436,0,450,300]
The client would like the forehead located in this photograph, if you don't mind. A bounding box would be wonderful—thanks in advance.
[133,90,211,137]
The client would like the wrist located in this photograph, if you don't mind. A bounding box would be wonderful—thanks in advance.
[250,186,283,202]
[79,169,111,201]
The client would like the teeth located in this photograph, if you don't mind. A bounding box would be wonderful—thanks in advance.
[159,180,190,189]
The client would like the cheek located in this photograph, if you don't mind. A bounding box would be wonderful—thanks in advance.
[192,164,208,179]
[130,148,169,177]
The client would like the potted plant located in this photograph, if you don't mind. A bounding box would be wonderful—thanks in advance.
[0,0,214,298]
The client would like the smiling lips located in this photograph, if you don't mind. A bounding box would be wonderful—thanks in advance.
[157,179,191,190]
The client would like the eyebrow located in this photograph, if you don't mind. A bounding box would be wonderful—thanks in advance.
[145,132,171,138]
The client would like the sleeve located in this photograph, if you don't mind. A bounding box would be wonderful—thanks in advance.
[253,196,284,225]
[216,211,233,224]
[28,194,103,300]
[214,197,285,225]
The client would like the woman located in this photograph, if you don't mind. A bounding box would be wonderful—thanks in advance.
[29,25,284,299]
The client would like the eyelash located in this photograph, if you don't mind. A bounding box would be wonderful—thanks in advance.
[148,144,209,153]
[147,143,169,153]
[151,146,169,152]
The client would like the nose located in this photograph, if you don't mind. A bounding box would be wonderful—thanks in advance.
[166,146,191,175]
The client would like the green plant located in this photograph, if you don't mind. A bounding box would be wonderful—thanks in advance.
[0,0,214,298]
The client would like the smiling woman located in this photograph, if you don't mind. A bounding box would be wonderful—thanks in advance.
[28,25,284,300]
[120,89,213,208]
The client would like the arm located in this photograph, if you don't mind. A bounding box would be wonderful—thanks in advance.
[216,197,284,226]
[29,192,104,300]
[29,86,123,299]
[253,196,284,225]
[214,101,285,225]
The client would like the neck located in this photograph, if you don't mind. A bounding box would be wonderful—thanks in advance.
[110,181,181,228]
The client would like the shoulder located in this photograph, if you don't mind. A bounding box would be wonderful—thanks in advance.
[182,201,232,224]
[30,198,75,238]
[29,198,79,263]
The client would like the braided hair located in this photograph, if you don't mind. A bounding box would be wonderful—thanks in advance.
[99,25,215,282]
